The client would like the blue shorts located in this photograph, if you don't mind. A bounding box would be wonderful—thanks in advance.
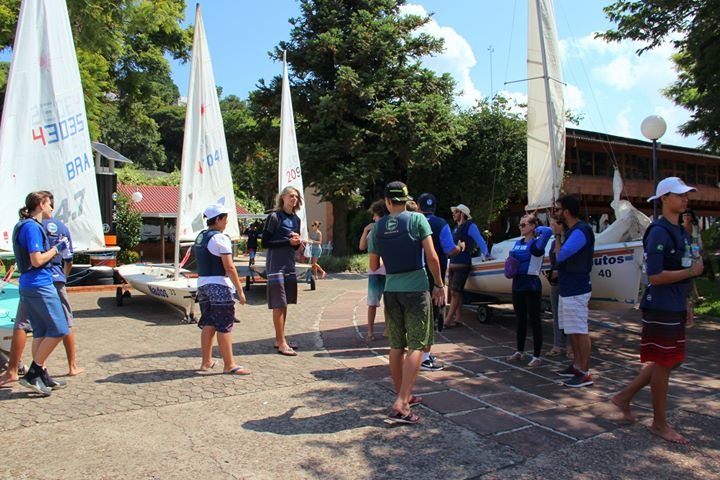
[197,284,236,334]
[19,285,69,338]
[367,274,385,307]
[15,282,73,332]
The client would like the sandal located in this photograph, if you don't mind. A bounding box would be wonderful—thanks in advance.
[527,357,542,368]
[546,347,564,357]
[409,395,423,407]
[507,351,524,361]
[224,366,251,375]
[278,347,298,357]
[384,411,421,425]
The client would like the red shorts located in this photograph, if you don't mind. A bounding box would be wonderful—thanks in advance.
[640,309,686,367]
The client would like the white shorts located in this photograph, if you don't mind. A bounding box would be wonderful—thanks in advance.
[559,292,590,335]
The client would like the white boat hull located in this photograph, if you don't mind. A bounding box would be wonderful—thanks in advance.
[465,240,644,311]
[116,264,197,320]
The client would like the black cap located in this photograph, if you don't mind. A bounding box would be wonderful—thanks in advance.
[384,181,413,202]
[418,193,437,212]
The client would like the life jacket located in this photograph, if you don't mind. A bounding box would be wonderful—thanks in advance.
[12,219,50,273]
[557,221,594,274]
[194,230,227,277]
[375,211,424,274]
[510,238,544,276]
[642,220,689,283]
[451,220,476,265]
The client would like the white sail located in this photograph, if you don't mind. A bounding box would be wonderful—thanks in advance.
[526,0,565,210]
[175,3,239,252]
[0,0,105,252]
[278,51,308,241]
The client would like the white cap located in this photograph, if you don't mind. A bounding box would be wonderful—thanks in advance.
[451,204,472,219]
[647,177,696,202]
[203,203,231,219]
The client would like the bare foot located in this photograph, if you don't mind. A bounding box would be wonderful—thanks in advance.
[610,395,637,422]
[67,366,85,376]
[366,334,376,341]
[648,424,689,444]
[0,372,19,387]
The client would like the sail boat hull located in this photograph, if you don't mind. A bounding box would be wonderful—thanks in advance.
[116,264,197,320]
[465,239,644,311]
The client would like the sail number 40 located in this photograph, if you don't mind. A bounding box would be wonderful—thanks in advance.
[31,113,85,145]
[285,166,301,183]
[597,269,612,278]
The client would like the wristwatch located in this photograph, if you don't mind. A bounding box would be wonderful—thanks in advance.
[434,284,445,289]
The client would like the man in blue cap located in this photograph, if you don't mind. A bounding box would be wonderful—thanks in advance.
[417,192,462,371]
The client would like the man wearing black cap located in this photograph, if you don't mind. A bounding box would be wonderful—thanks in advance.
[368,181,446,424]
[417,193,462,372]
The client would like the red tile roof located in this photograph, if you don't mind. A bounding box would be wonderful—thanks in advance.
[117,184,249,217]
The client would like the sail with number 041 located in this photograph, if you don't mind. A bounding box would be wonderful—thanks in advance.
[278,51,308,241]
[175,2,239,266]
[0,0,104,252]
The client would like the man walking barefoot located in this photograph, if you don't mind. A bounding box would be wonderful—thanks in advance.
[611,177,701,444]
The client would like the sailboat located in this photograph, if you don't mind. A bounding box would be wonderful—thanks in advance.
[117,4,239,322]
[463,0,649,319]
[0,0,111,345]
[236,51,314,290]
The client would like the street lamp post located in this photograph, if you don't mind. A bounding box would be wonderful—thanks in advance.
[641,115,667,219]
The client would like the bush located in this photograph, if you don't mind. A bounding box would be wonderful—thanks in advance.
[117,250,140,265]
[318,254,369,273]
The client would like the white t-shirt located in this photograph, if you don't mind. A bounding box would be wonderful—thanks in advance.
[197,233,234,290]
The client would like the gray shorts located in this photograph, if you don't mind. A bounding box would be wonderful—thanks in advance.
[15,282,73,332]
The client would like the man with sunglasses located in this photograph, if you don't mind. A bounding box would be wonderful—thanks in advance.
[551,195,595,388]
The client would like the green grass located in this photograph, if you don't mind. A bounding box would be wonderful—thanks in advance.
[694,278,720,319]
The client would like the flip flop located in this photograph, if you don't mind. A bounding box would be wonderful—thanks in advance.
[224,366,251,375]
[546,348,564,357]
[274,343,299,350]
[198,360,217,371]
[409,395,423,407]
[278,348,298,357]
[384,411,421,425]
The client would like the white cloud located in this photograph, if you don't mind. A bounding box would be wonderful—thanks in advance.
[401,4,482,108]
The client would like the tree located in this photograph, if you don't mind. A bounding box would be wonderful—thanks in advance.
[409,96,527,231]
[256,0,463,254]
[599,1,720,152]
[115,193,143,264]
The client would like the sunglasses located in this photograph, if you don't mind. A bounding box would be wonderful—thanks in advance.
[519,223,528,228]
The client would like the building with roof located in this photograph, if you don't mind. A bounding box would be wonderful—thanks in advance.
[116,184,250,262]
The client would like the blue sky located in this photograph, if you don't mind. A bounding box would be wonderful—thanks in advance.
[170,0,700,149]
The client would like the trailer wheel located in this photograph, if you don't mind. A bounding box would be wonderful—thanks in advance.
[116,287,124,306]
[310,275,316,291]
[245,275,251,292]
[476,305,492,323]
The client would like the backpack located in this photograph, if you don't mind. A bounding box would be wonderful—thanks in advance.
[504,255,520,279]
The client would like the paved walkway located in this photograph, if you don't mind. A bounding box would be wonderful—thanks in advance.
[1,276,719,479]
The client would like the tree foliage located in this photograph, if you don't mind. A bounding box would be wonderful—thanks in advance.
[409,96,527,230]
[256,0,463,254]
[599,0,720,152]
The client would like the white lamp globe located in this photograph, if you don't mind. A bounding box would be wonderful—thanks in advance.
[131,191,143,203]
[641,115,667,141]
